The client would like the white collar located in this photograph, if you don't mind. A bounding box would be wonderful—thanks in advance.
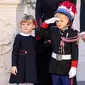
[61,27,68,31]
[19,32,35,37]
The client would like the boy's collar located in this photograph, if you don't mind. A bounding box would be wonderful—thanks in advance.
[59,26,69,31]
[64,27,68,31]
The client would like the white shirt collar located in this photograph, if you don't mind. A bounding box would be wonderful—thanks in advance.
[19,30,35,37]
[19,32,35,37]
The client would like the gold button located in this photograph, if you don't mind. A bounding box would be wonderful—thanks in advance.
[58,51,60,53]
[59,47,61,49]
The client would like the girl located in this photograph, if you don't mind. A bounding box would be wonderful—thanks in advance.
[9,15,38,85]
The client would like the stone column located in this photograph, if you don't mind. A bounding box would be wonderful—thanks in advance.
[0,0,28,85]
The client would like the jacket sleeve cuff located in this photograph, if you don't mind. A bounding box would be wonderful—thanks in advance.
[41,22,49,29]
[12,63,17,66]
[71,60,78,68]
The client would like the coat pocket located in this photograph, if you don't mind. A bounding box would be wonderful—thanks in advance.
[18,50,28,55]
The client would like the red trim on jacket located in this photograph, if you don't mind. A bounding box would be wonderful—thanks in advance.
[71,60,78,68]
[41,22,49,29]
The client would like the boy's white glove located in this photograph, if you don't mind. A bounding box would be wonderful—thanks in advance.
[69,67,77,78]
[45,17,60,24]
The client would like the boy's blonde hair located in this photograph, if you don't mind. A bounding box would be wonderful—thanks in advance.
[20,15,38,28]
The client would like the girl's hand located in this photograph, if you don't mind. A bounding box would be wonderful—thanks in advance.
[11,66,18,75]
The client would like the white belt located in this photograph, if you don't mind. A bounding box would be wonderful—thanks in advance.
[52,52,71,60]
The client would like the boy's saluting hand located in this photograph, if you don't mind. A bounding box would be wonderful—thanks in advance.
[45,17,60,24]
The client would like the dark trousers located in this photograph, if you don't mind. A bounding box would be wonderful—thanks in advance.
[52,75,70,85]
[52,74,77,85]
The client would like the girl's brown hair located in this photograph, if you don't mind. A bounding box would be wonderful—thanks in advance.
[20,15,38,28]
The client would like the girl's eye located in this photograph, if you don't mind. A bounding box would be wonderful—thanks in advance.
[22,24,25,25]
[21,23,26,25]
[27,23,30,25]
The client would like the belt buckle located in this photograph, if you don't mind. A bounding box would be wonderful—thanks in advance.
[56,54,62,61]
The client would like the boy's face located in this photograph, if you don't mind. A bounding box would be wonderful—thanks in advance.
[21,21,35,34]
[55,13,70,30]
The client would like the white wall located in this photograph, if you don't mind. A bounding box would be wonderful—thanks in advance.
[77,39,85,81]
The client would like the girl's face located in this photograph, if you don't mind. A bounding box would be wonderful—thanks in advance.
[55,13,70,30]
[20,20,35,34]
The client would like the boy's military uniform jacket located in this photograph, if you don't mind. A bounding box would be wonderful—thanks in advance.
[48,27,78,75]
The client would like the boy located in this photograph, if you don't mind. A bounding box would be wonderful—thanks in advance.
[41,1,79,85]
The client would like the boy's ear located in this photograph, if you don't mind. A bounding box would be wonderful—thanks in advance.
[67,21,71,26]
